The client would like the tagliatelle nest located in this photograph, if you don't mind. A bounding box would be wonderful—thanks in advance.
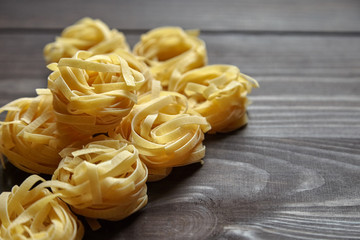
[0,175,84,240]
[50,135,148,221]
[169,65,259,133]
[133,27,207,89]
[44,17,130,64]
[0,18,259,239]
[117,81,211,181]
[47,51,146,136]
[0,89,75,174]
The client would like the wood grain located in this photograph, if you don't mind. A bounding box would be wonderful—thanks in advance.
[83,137,360,239]
[1,0,360,32]
[2,137,359,239]
[0,1,360,239]
[1,33,360,81]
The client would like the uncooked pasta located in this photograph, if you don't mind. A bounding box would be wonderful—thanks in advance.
[0,175,84,240]
[169,65,258,133]
[47,51,145,136]
[44,17,129,63]
[117,81,211,180]
[113,48,153,95]
[0,18,259,239]
[0,89,72,174]
[51,134,148,221]
[133,27,207,89]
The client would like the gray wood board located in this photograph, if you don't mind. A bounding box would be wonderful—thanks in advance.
[1,1,360,239]
[1,32,360,80]
[1,0,360,32]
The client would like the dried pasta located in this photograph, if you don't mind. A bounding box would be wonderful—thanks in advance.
[47,51,145,136]
[0,89,73,174]
[117,81,211,180]
[44,17,129,63]
[113,48,153,95]
[133,27,207,89]
[51,134,148,221]
[169,65,258,133]
[0,19,259,238]
[0,175,84,240]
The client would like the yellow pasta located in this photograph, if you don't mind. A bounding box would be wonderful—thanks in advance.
[133,27,207,89]
[146,167,173,182]
[51,134,148,221]
[116,81,211,180]
[0,19,260,239]
[44,17,129,63]
[113,48,153,95]
[0,89,75,174]
[47,51,145,136]
[0,175,84,240]
[169,65,258,133]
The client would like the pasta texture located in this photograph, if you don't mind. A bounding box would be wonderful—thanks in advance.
[0,89,70,174]
[0,19,259,238]
[133,27,207,89]
[113,48,153,95]
[117,81,211,180]
[169,65,259,133]
[51,135,148,221]
[44,17,129,63]
[0,175,84,240]
[47,51,145,136]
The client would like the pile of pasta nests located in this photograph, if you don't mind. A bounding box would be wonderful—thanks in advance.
[0,18,258,240]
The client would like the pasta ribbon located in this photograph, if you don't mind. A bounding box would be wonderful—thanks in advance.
[51,135,148,221]
[169,65,258,133]
[48,51,145,136]
[0,175,84,240]
[44,17,129,63]
[117,83,211,180]
[133,27,207,89]
[113,48,153,95]
[0,89,74,174]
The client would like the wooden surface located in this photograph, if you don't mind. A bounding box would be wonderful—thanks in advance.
[1,1,360,239]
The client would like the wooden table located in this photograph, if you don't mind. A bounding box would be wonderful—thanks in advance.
[1,1,360,239]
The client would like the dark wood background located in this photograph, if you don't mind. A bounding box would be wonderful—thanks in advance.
[1,1,360,239]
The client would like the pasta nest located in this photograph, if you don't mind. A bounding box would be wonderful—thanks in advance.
[168,65,259,133]
[44,17,130,63]
[117,84,211,180]
[47,51,145,136]
[0,89,71,174]
[0,175,84,240]
[51,135,148,221]
[133,27,207,89]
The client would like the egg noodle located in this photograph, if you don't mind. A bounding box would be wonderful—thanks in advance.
[169,65,259,133]
[0,89,70,174]
[0,18,258,238]
[133,27,207,89]
[117,81,210,181]
[50,134,148,221]
[44,17,129,64]
[113,48,153,95]
[0,175,84,240]
[48,50,146,136]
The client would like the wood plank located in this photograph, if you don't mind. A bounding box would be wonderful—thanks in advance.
[1,0,360,32]
[2,137,359,239]
[243,76,360,138]
[205,33,360,77]
[1,1,359,239]
[1,32,360,79]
